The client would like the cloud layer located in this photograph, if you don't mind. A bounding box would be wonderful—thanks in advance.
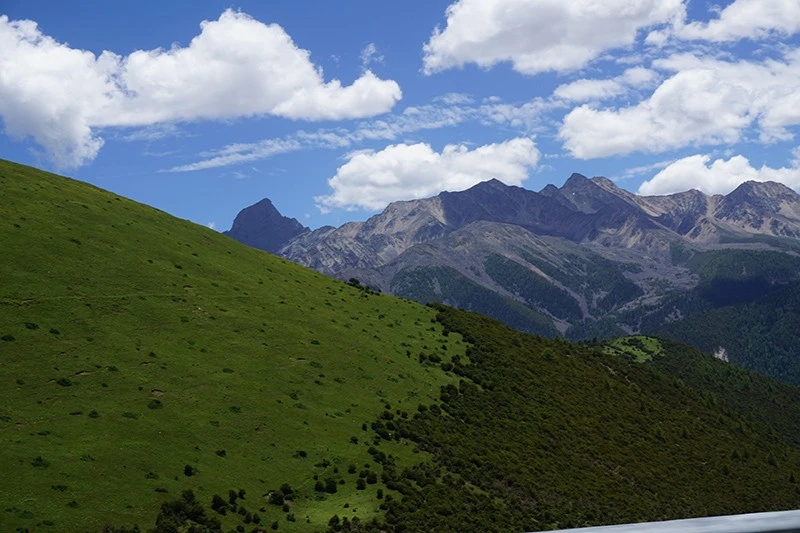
[0,10,401,168]
[423,0,683,75]
[316,137,540,211]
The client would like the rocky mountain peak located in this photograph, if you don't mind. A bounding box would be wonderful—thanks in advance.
[714,181,800,236]
[223,198,308,253]
[727,180,799,202]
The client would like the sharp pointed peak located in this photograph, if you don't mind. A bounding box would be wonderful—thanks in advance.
[565,172,590,183]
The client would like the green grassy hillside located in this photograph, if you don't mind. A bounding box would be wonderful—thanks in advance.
[0,160,463,532]
[3,159,800,533]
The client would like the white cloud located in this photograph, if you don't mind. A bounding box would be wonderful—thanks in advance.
[169,138,302,172]
[668,0,800,42]
[206,221,217,230]
[315,137,540,211]
[0,17,117,168]
[170,95,550,172]
[617,159,676,181]
[0,10,401,168]
[560,51,800,158]
[422,0,684,75]
[554,67,659,102]
[360,42,384,71]
[638,153,800,196]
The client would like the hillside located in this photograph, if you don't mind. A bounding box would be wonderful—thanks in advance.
[3,159,800,532]
[227,176,800,386]
[657,282,800,386]
[0,160,463,531]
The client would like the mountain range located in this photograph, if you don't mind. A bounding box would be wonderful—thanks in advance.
[226,174,800,385]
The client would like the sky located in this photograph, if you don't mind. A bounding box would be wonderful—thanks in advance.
[2,0,800,231]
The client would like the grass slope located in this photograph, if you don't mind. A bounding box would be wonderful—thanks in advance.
[0,160,463,532]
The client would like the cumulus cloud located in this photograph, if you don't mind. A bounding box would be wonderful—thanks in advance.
[560,51,800,158]
[638,153,800,196]
[422,0,683,75]
[0,10,401,168]
[657,0,800,43]
[0,18,117,168]
[315,137,540,211]
[554,67,659,102]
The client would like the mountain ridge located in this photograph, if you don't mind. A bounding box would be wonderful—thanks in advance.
[227,175,800,385]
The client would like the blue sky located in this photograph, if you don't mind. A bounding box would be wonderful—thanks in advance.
[2,0,800,231]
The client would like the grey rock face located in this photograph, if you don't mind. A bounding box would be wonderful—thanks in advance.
[225,176,800,337]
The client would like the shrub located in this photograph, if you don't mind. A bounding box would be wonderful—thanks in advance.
[24,322,39,330]
[325,478,338,493]
[1,334,15,341]
[215,449,226,458]
[183,464,195,477]
[148,400,163,410]
[31,456,50,468]
[88,410,100,418]
[56,377,72,387]
[211,494,227,514]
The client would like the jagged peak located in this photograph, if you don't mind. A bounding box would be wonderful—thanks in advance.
[467,178,510,191]
[539,183,561,196]
[728,180,798,198]
[562,173,591,187]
